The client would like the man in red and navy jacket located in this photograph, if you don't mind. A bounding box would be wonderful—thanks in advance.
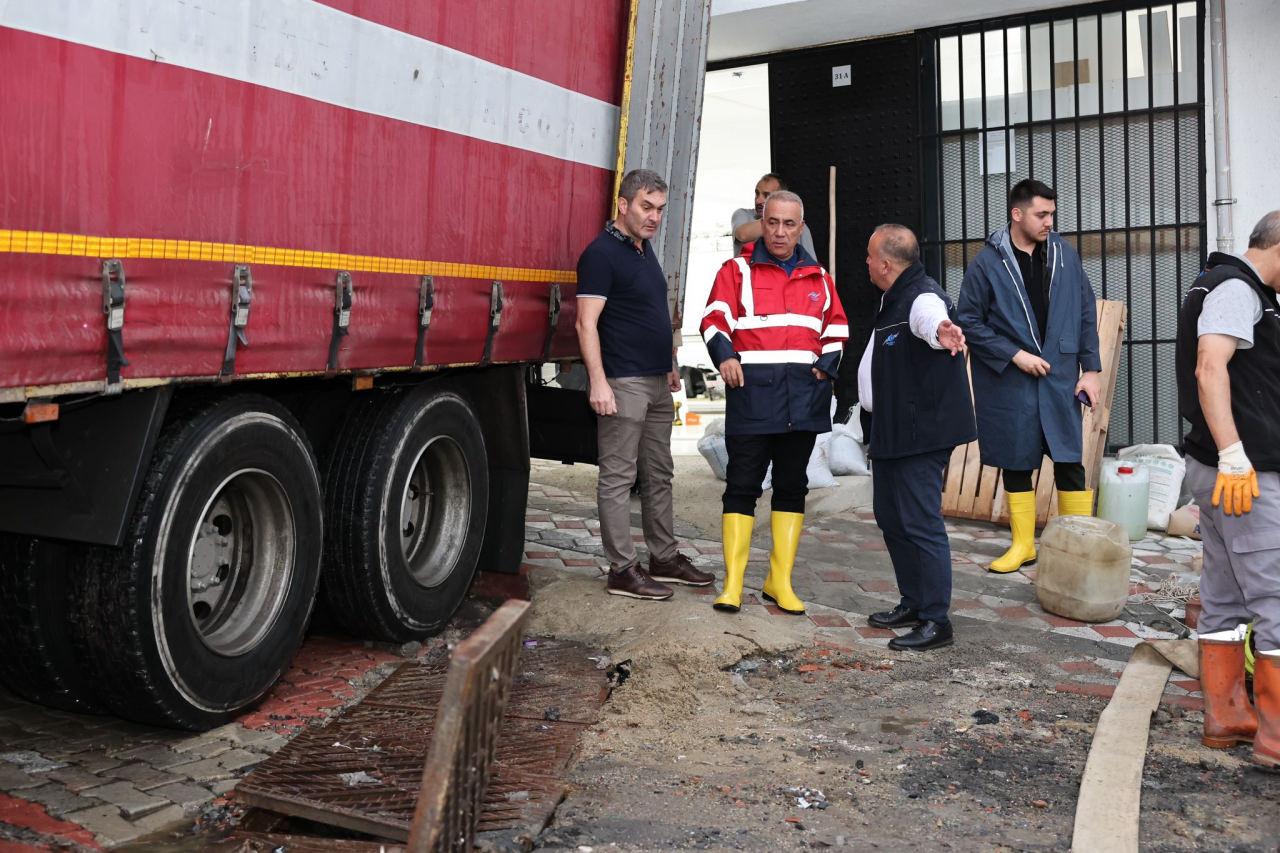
[700,190,848,615]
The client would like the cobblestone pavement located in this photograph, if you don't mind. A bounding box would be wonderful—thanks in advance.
[0,478,1204,848]
[523,479,1205,710]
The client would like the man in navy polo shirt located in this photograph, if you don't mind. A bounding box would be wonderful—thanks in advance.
[576,169,713,600]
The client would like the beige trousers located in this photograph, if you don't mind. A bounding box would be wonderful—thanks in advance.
[596,375,676,570]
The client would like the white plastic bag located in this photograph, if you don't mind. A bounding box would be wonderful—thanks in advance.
[703,416,726,438]
[827,423,870,476]
[697,432,729,481]
[1116,444,1186,530]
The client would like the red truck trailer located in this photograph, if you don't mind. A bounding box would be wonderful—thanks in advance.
[0,0,708,729]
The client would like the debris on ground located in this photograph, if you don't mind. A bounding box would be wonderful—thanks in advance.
[784,786,830,809]
[338,771,381,787]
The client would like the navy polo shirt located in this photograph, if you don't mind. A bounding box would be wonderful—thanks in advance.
[576,224,673,378]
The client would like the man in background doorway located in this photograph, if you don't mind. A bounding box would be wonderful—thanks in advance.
[732,173,817,259]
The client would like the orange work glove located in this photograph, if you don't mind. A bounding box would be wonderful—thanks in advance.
[1213,441,1260,516]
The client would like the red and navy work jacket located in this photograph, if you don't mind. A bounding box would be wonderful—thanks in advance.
[700,242,849,435]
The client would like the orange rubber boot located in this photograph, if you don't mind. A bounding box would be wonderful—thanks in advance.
[1199,636,1258,749]
[1252,652,1280,770]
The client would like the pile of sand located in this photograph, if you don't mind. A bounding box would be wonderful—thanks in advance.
[525,567,809,742]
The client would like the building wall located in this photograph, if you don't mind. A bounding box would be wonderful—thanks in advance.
[1205,0,1280,251]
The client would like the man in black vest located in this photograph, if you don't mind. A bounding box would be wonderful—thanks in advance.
[858,225,976,650]
[1176,210,1280,770]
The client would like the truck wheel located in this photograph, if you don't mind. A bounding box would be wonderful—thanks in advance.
[0,535,102,714]
[322,385,488,642]
[72,396,323,730]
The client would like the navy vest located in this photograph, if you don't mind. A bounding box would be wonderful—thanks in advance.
[868,264,977,460]
[1176,253,1280,472]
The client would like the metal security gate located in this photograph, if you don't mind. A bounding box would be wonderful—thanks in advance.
[766,35,922,421]
[920,1,1205,449]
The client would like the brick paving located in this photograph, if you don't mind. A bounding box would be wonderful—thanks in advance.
[522,479,1205,711]
[0,477,1205,848]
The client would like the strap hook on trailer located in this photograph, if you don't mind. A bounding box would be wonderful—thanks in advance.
[327,271,354,376]
[414,275,435,369]
[542,283,562,361]
[220,264,254,379]
[101,259,128,394]
[479,280,504,366]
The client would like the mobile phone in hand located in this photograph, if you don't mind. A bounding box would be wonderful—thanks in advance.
[1076,389,1092,408]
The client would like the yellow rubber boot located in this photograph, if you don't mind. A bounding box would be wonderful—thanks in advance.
[761,511,806,614]
[713,513,754,612]
[1057,489,1094,517]
[989,491,1037,573]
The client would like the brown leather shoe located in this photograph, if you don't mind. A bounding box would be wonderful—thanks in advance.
[648,552,714,587]
[606,563,673,600]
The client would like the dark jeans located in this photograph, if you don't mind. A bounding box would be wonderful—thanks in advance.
[723,432,818,516]
[872,448,954,624]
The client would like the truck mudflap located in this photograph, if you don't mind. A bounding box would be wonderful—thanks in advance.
[527,380,598,466]
[0,386,171,545]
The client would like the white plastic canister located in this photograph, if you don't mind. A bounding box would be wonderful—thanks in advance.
[1097,462,1150,541]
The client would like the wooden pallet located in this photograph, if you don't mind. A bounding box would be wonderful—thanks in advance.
[942,299,1127,527]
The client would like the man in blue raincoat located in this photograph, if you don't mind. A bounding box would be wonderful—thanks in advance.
[957,179,1102,573]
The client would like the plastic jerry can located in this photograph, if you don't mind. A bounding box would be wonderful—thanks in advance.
[1097,462,1150,541]
[1035,515,1132,622]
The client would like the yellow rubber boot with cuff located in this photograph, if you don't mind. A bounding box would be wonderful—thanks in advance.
[761,511,806,614]
[1057,489,1095,517]
[989,491,1037,573]
[713,513,754,612]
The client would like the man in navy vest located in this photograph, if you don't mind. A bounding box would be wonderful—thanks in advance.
[957,179,1101,574]
[1176,210,1280,770]
[858,225,975,650]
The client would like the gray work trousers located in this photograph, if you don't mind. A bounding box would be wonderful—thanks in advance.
[1186,457,1280,650]
[595,375,677,571]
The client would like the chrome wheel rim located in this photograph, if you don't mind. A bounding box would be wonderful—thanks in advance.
[186,469,295,656]
[398,436,470,587]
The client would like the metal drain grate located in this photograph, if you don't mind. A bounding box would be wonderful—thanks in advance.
[235,621,608,847]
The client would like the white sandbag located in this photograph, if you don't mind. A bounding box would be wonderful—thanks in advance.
[1166,501,1201,540]
[806,441,839,489]
[827,423,870,476]
[697,432,729,481]
[845,403,864,443]
[703,416,726,438]
[1116,444,1186,530]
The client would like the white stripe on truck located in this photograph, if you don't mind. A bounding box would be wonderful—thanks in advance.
[1,0,619,170]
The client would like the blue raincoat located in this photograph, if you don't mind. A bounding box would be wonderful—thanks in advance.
[957,229,1101,471]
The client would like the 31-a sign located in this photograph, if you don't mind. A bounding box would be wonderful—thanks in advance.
[831,65,851,87]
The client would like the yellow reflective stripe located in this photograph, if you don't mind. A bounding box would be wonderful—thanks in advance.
[0,229,577,283]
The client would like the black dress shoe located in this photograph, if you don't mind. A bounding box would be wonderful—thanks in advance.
[888,620,954,651]
[868,604,922,629]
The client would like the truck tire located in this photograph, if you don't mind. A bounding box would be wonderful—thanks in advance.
[322,385,488,642]
[0,535,102,713]
[72,396,323,730]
